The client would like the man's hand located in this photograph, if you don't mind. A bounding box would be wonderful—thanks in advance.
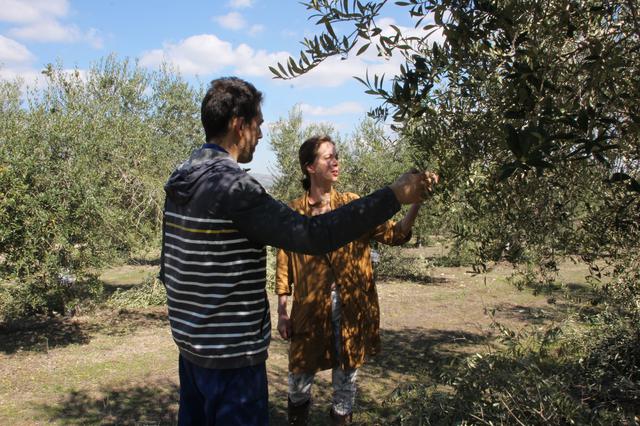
[424,171,439,194]
[389,170,440,204]
[277,313,292,340]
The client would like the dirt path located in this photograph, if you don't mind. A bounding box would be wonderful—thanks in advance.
[0,261,588,425]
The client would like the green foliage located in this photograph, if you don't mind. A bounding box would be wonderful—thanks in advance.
[265,246,277,293]
[275,0,640,184]
[276,1,640,422]
[384,317,639,425]
[0,56,202,321]
[580,189,640,321]
[431,239,477,268]
[268,106,417,203]
[373,244,431,281]
[336,118,412,196]
[272,0,640,270]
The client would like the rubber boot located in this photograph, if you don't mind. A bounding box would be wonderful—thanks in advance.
[288,397,311,426]
[329,407,353,425]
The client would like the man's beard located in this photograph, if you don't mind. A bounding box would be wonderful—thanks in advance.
[238,149,254,163]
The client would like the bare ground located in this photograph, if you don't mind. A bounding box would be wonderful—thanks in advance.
[0,258,591,425]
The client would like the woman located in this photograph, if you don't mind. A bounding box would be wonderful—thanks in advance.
[276,135,422,425]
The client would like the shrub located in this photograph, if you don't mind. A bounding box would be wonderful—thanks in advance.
[383,310,640,425]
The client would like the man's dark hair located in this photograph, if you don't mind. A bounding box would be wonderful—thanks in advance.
[201,77,264,141]
[298,135,335,191]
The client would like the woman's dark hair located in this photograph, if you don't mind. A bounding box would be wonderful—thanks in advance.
[201,77,263,141]
[298,136,335,191]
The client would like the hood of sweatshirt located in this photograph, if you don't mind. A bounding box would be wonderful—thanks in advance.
[164,148,231,205]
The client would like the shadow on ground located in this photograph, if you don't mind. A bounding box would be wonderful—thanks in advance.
[40,381,179,425]
[99,262,159,297]
[39,374,290,426]
[0,315,90,355]
[492,280,602,324]
[378,274,450,286]
[96,308,168,337]
[376,327,490,372]
[359,327,491,425]
[0,307,168,354]
[491,302,555,324]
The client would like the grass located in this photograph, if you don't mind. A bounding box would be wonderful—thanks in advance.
[0,307,178,424]
[0,245,596,425]
[98,264,158,296]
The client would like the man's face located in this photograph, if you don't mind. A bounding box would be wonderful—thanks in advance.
[237,109,263,163]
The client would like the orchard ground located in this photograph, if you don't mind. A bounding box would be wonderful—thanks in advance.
[0,240,593,425]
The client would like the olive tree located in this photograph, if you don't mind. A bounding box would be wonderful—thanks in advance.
[272,0,640,274]
[273,0,639,183]
[270,1,640,422]
[0,56,202,321]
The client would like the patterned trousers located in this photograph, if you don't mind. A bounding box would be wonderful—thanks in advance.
[288,289,358,416]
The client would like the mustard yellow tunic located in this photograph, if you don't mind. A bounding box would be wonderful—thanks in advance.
[275,189,410,373]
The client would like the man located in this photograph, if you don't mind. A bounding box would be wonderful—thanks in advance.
[160,76,435,425]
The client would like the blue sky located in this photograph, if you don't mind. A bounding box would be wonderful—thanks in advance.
[0,0,437,175]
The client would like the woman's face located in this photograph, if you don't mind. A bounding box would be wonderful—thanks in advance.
[307,141,339,186]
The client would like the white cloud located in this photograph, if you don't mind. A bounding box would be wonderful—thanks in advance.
[281,29,297,38]
[139,15,444,87]
[234,45,290,77]
[214,12,246,31]
[0,35,34,63]
[212,12,264,36]
[0,35,41,87]
[249,24,265,36]
[299,101,364,116]
[0,0,68,23]
[276,51,399,89]
[84,28,103,49]
[228,0,253,9]
[8,19,102,47]
[0,67,45,88]
[0,0,103,48]
[0,22,88,89]
[139,34,289,78]
[377,16,445,46]
[140,34,237,75]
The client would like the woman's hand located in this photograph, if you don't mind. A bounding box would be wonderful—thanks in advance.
[277,294,292,340]
[277,312,292,340]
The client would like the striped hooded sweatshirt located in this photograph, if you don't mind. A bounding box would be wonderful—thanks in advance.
[160,146,401,369]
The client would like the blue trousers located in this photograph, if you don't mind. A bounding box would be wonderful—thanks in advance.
[178,355,269,426]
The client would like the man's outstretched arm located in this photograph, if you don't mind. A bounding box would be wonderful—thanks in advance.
[227,170,436,255]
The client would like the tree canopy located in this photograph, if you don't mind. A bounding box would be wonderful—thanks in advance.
[273,0,640,188]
